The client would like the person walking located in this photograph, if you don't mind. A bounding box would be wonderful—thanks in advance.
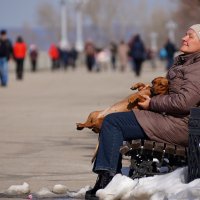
[110,41,118,71]
[85,24,200,200]
[0,30,13,86]
[129,34,146,76]
[48,43,60,70]
[13,36,27,80]
[29,44,38,72]
[68,46,78,70]
[118,40,129,72]
[84,41,96,72]
[164,38,177,70]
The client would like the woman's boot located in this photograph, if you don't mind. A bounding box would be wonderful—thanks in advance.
[85,171,114,200]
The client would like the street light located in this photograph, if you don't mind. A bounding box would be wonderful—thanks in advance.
[60,0,69,49]
[73,0,89,52]
[150,32,158,52]
[166,20,177,43]
[59,0,89,51]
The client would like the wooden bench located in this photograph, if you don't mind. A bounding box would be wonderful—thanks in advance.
[120,107,200,181]
[120,139,188,179]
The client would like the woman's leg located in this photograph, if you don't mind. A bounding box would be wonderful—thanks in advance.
[86,111,148,199]
[93,111,147,174]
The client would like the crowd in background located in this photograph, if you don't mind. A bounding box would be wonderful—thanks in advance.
[0,28,177,87]
[0,29,39,87]
[82,34,177,76]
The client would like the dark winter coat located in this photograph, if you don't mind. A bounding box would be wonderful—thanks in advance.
[165,41,177,58]
[134,52,200,146]
[0,39,13,60]
[130,36,146,61]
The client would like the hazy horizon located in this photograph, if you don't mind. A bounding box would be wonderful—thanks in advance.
[0,0,176,29]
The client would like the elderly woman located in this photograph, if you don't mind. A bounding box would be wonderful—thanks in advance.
[85,24,200,200]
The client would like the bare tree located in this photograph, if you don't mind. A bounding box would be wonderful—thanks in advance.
[173,0,200,36]
[35,0,176,48]
[84,0,119,44]
[36,2,60,43]
[144,6,170,47]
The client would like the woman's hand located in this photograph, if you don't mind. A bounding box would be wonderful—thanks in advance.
[138,95,151,110]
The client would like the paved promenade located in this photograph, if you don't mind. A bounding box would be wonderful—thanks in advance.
[0,61,166,195]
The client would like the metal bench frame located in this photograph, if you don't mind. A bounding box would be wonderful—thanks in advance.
[120,139,188,179]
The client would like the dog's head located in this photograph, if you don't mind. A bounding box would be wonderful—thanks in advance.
[151,77,169,95]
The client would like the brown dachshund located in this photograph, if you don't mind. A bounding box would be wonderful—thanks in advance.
[76,76,169,134]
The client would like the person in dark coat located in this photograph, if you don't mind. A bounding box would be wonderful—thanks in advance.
[129,34,146,76]
[84,41,96,72]
[110,41,118,70]
[164,38,177,70]
[68,46,78,70]
[0,30,12,86]
[29,44,38,72]
[85,24,200,200]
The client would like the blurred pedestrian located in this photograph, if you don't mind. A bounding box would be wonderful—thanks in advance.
[59,46,69,70]
[129,34,146,76]
[96,47,111,72]
[68,46,78,70]
[84,41,96,72]
[0,29,13,86]
[118,40,129,72]
[164,38,177,70]
[159,47,167,60]
[29,44,38,72]
[110,41,118,70]
[13,36,27,80]
[48,43,60,70]
[146,48,157,70]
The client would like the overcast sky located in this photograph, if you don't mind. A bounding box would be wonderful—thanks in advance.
[0,0,59,28]
[0,0,176,29]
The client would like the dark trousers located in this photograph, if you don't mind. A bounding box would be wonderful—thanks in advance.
[86,55,95,71]
[93,111,148,174]
[51,59,59,70]
[15,59,24,80]
[132,59,143,76]
[111,55,116,70]
[31,59,37,72]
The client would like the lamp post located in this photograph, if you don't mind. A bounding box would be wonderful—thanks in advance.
[60,0,69,49]
[75,4,84,52]
[72,0,89,52]
[59,0,89,51]
[150,32,158,52]
[166,20,177,43]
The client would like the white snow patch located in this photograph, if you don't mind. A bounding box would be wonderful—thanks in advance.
[5,182,30,195]
[95,167,200,200]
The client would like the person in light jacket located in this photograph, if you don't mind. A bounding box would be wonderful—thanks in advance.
[118,40,129,72]
[85,24,200,200]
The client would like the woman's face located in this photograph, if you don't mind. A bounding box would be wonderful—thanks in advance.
[180,29,200,53]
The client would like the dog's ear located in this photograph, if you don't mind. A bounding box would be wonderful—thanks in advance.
[161,79,169,86]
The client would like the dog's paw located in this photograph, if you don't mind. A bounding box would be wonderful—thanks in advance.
[130,83,146,91]
[76,123,84,130]
[92,127,100,133]
[128,96,137,104]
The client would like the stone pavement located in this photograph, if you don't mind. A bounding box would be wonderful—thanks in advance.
[0,61,166,198]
